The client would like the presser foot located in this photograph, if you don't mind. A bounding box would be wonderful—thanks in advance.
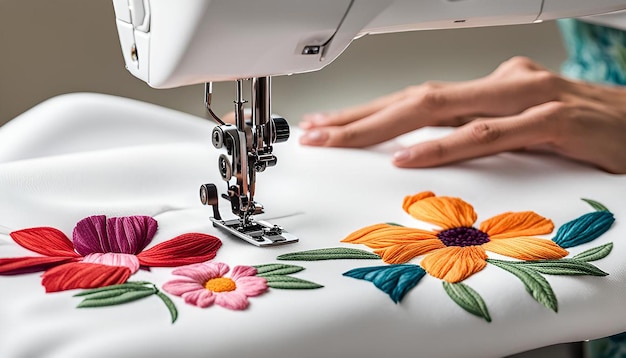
[210,217,298,247]
[200,183,298,247]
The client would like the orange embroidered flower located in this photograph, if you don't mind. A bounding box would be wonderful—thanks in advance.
[342,191,568,283]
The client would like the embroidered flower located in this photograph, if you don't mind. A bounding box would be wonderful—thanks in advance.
[342,191,568,283]
[0,215,222,292]
[163,262,268,310]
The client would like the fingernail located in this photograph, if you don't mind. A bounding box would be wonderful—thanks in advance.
[300,130,328,145]
[393,149,411,163]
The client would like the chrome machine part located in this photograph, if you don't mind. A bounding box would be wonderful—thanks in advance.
[200,77,297,246]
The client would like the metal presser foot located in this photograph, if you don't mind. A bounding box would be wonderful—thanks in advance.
[199,77,298,247]
[200,184,298,247]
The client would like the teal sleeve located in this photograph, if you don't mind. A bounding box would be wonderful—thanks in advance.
[558,18,626,85]
[558,18,626,357]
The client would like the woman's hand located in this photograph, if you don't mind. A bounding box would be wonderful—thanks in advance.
[299,56,626,174]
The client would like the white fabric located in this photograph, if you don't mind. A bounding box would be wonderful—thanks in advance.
[0,93,624,358]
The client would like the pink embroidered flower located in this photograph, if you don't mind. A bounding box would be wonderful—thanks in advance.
[163,262,268,310]
[0,215,222,292]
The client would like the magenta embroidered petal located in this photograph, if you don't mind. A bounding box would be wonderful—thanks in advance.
[230,265,257,281]
[82,253,140,274]
[106,216,157,254]
[73,215,157,255]
[163,279,205,296]
[214,291,249,310]
[73,215,110,255]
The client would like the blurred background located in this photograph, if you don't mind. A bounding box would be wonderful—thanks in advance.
[0,0,567,126]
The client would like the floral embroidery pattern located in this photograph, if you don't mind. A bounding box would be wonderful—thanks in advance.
[279,194,615,322]
[163,262,268,310]
[0,215,222,292]
[342,191,568,283]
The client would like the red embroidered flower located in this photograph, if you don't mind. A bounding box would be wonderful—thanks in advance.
[0,215,222,292]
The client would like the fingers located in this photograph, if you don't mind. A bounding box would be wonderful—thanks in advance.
[392,103,559,168]
[299,96,432,147]
[299,90,410,130]
[299,79,506,148]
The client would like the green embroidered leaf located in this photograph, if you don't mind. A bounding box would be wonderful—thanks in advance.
[73,281,154,297]
[487,259,558,312]
[75,287,154,300]
[572,242,614,262]
[277,247,380,261]
[386,222,404,227]
[503,259,608,276]
[263,275,323,289]
[77,288,156,308]
[156,291,178,324]
[254,263,305,276]
[442,282,491,323]
[582,198,610,212]
[74,281,179,324]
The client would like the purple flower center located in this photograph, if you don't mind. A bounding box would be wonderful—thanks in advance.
[437,227,490,247]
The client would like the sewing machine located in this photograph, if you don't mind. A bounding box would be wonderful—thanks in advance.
[111,0,626,246]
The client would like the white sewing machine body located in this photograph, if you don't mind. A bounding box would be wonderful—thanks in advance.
[111,0,626,246]
[112,0,626,88]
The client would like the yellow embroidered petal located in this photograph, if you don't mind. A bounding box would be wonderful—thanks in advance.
[480,211,554,239]
[342,225,438,249]
[482,237,568,261]
[406,195,477,229]
[374,240,446,264]
[420,246,488,283]
[402,191,435,213]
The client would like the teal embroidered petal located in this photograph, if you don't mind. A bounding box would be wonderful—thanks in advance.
[343,264,426,303]
[552,211,614,248]
[443,282,491,322]
[277,247,380,261]
[572,243,613,262]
